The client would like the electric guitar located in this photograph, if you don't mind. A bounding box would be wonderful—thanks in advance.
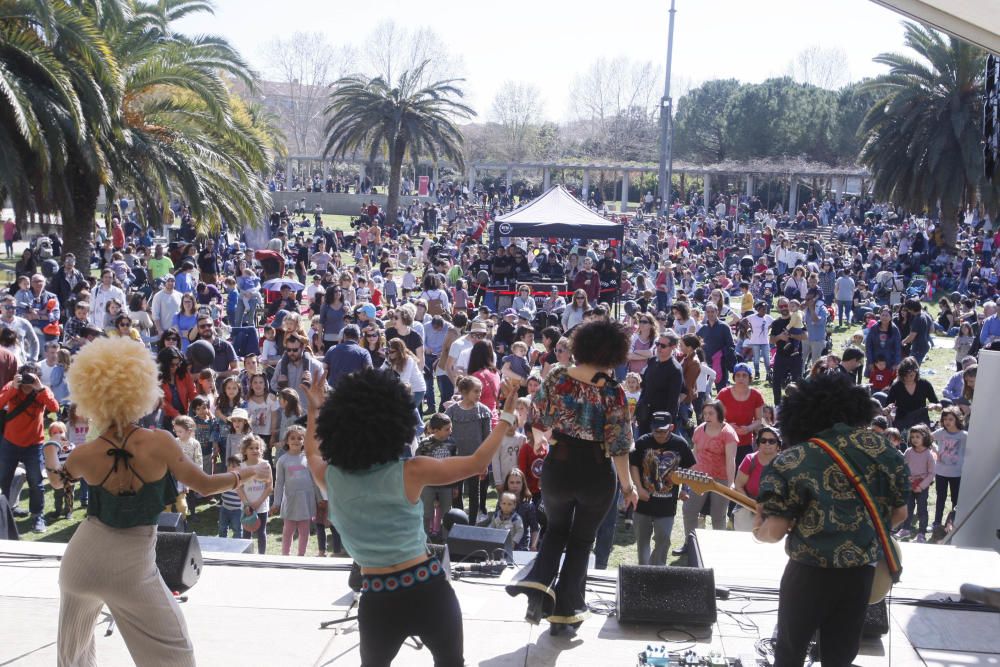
[668,468,757,512]
[668,467,896,602]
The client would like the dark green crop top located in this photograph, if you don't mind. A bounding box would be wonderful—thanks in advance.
[87,429,177,529]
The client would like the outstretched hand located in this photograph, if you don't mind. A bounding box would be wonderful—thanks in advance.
[305,368,328,410]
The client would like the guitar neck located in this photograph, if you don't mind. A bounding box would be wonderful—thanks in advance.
[706,482,758,513]
[668,469,758,512]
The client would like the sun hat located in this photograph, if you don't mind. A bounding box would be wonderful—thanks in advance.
[230,407,249,422]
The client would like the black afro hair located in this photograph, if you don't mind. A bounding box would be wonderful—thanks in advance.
[778,373,878,446]
[315,368,417,471]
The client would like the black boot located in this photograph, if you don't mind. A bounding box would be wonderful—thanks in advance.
[505,581,556,625]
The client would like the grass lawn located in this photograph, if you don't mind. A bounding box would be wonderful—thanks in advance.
[12,297,959,566]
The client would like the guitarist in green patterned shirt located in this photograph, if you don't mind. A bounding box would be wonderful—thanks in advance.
[753,373,909,667]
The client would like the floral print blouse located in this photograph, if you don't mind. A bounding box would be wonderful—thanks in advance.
[531,365,633,457]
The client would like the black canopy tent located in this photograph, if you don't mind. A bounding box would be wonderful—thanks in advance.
[492,185,625,246]
[491,186,625,315]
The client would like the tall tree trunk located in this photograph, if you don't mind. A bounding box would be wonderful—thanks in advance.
[939,205,959,253]
[386,138,405,226]
[66,174,101,270]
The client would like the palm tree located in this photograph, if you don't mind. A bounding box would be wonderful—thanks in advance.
[859,21,999,249]
[75,0,273,259]
[323,61,474,224]
[0,0,118,235]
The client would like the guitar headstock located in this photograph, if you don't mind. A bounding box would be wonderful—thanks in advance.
[669,468,715,494]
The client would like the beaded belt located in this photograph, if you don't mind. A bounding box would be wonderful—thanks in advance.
[361,557,443,593]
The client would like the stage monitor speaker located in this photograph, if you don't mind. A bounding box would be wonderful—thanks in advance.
[155,532,202,594]
[617,565,717,626]
[157,512,186,533]
[862,599,889,637]
[446,524,511,562]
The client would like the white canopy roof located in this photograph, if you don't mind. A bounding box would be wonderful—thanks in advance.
[870,0,1000,54]
[494,186,624,241]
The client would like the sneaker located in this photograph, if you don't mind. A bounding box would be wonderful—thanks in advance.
[11,507,28,518]
[31,514,46,533]
[896,529,912,540]
[915,534,926,543]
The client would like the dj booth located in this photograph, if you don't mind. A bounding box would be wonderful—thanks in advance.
[482,276,567,313]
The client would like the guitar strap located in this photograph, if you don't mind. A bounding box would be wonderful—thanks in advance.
[809,437,902,584]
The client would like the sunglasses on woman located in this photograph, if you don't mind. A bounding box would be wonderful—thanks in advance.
[758,437,779,445]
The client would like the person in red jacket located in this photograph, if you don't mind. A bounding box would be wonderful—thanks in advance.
[158,347,197,432]
[0,363,60,532]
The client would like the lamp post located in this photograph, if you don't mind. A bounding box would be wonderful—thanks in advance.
[657,0,677,215]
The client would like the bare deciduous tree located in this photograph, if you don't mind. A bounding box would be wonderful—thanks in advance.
[491,80,543,162]
[569,57,661,160]
[262,32,356,155]
[786,46,850,90]
[362,20,464,87]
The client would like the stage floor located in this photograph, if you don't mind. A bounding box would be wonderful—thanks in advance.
[0,531,998,666]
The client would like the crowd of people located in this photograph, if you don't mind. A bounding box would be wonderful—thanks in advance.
[4,182,998,665]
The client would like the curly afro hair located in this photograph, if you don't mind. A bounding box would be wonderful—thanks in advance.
[569,319,629,368]
[67,337,161,437]
[314,367,417,471]
[778,373,877,446]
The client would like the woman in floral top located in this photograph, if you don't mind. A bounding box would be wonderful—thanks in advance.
[506,319,637,636]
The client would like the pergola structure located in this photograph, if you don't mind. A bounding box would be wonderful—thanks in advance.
[280,155,870,212]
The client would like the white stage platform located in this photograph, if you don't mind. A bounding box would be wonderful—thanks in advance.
[1,531,998,666]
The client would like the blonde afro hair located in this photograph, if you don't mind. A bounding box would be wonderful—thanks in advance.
[66,337,161,436]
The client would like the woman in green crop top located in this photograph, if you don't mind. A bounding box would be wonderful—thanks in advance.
[303,367,519,667]
[42,338,266,667]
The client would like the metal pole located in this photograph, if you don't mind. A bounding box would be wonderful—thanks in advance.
[657,0,677,214]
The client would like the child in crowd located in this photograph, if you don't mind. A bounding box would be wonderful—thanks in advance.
[62,302,91,351]
[445,376,492,526]
[488,492,524,560]
[869,354,896,392]
[452,279,469,315]
[261,325,280,366]
[218,456,244,538]
[500,341,531,382]
[224,408,252,462]
[954,323,975,369]
[503,468,539,551]
[382,269,398,308]
[491,397,527,496]
[171,416,203,515]
[190,396,221,478]
[45,421,74,519]
[900,424,936,542]
[871,415,889,433]
[271,424,316,556]
[275,388,303,456]
[223,276,238,326]
[884,427,903,452]
[238,435,272,554]
[401,265,417,300]
[623,372,642,430]
[415,414,457,538]
[517,427,545,506]
[782,299,804,357]
[195,368,218,414]
[65,403,90,508]
[932,407,967,533]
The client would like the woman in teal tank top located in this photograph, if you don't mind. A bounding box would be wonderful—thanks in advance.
[42,338,267,667]
[303,367,518,667]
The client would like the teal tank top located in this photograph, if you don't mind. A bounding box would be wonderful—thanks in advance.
[325,460,427,568]
[87,429,178,529]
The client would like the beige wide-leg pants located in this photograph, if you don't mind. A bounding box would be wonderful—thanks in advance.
[58,517,195,667]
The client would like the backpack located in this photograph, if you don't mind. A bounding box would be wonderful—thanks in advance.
[427,291,445,316]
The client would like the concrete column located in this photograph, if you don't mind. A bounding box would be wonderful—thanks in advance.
[506,166,513,193]
[582,169,590,200]
[746,174,754,197]
[542,167,551,191]
[703,173,711,211]
[468,166,476,192]
[286,158,293,187]
[788,175,798,212]
[433,164,439,191]
[621,170,629,213]
[359,163,365,194]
